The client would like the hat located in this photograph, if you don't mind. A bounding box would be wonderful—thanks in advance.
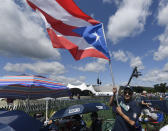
[142,90,147,94]
[124,86,133,92]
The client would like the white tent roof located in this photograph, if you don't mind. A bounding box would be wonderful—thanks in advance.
[67,83,96,94]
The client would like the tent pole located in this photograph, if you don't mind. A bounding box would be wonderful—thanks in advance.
[46,100,48,121]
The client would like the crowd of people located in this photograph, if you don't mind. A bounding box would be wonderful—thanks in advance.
[109,86,166,131]
[43,112,102,131]
[2,86,167,131]
[41,86,166,131]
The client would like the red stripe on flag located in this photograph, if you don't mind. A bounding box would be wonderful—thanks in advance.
[26,0,80,36]
[55,0,100,25]
[47,28,109,60]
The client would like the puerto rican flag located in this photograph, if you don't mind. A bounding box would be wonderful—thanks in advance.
[27,0,110,60]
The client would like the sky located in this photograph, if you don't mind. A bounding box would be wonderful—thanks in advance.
[0,0,168,87]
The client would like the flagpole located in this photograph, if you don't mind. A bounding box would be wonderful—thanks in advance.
[109,59,115,87]
[102,24,119,106]
[109,57,119,106]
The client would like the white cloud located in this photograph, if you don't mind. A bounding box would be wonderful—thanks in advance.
[163,63,168,72]
[49,75,85,85]
[154,1,168,60]
[130,56,144,70]
[127,52,144,69]
[3,61,65,75]
[0,0,60,59]
[106,0,152,43]
[154,32,168,60]
[157,0,168,26]
[112,51,144,69]
[3,60,86,85]
[112,50,128,62]
[140,63,168,83]
[77,58,108,72]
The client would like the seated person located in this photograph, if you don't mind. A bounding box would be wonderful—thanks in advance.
[48,119,59,131]
[71,115,86,131]
[33,112,45,123]
[90,112,102,131]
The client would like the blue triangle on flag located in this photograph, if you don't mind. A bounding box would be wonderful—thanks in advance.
[73,23,110,59]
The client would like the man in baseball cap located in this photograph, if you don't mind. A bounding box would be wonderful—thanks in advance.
[109,86,141,131]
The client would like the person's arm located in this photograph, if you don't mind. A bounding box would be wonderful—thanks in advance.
[109,87,117,106]
[142,100,150,108]
[116,106,135,126]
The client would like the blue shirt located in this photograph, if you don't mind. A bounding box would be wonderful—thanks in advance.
[112,97,140,131]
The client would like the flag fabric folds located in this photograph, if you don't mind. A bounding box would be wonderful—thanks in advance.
[27,0,110,60]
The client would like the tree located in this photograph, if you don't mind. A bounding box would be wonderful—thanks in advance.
[154,83,167,93]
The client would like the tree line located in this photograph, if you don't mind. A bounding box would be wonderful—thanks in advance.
[120,83,168,93]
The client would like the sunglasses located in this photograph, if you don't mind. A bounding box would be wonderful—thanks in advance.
[124,91,133,95]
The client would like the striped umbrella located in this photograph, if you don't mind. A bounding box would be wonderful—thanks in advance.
[0,75,70,99]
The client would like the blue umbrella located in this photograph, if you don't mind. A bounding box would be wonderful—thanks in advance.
[52,102,109,119]
[0,123,15,131]
[0,110,42,131]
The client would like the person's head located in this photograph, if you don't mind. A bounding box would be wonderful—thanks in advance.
[123,86,133,101]
[142,90,147,96]
[90,112,98,121]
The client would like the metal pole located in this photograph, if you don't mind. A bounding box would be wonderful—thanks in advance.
[109,60,115,87]
[127,67,137,86]
[101,23,118,105]
[109,59,119,106]
[46,100,48,122]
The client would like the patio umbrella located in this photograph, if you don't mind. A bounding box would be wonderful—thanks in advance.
[0,75,70,121]
[0,123,15,131]
[0,75,70,99]
[0,110,42,131]
[51,102,109,119]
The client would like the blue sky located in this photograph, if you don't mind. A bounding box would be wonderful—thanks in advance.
[0,0,168,87]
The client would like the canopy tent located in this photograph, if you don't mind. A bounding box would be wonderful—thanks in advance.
[0,75,70,99]
[67,83,96,95]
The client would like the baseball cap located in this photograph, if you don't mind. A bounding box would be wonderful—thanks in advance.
[124,86,133,92]
[142,90,147,94]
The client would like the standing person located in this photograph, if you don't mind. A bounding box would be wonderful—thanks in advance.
[72,115,86,131]
[77,93,80,100]
[140,91,149,108]
[109,86,141,131]
[139,90,158,121]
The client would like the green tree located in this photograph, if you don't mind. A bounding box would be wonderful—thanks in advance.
[154,83,167,93]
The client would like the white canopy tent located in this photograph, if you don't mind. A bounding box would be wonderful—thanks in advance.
[67,83,97,95]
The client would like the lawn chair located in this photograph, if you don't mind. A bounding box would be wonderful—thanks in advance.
[102,119,115,131]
